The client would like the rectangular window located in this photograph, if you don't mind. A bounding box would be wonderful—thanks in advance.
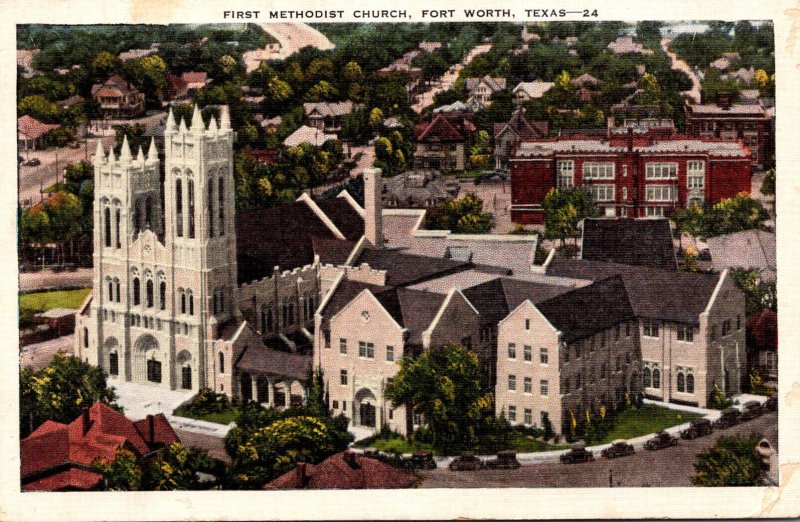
[339,338,347,354]
[645,206,666,217]
[540,380,549,396]
[523,345,532,362]
[333,400,339,409]
[524,409,533,425]
[525,319,531,330]
[507,405,516,422]
[109,352,119,376]
[646,184,677,202]
[508,374,516,391]
[557,160,575,188]
[615,324,620,341]
[386,345,394,362]
[508,343,516,359]
[340,369,348,385]
[677,325,694,342]
[524,377,532,394]
[687,161,705,189]
[722,319,732,337]
[583,162,615,180]
[645,162,678,180]
[643,320,660,338]
[146,359,162,383]
[587,184,615,202]
[711,325,717,341]
[626,322,631,337]
[616,356,621,372]
[540,347,548,364]
[359,341,375,358]
[737,315,742,331]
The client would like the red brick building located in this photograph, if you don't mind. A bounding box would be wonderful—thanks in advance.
[685,94,774,169]
[509,126,752,224]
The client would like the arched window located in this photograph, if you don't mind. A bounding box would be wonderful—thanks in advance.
[145,196,152,229]
[187,179,195,238]
[175,178,183,237]
[159,280,166,310]
[188,291,194,315]
[219,352,225,374]
[83,327,88,348]
[686,374,695,394]
[146,279,154,308]
[107,279,114,302]
[133,203,141,235]
[132,277,141,306]
[115,207,121,248]
[652,368,661,389]
[207,179,215,237]
[643,367,651,388]
[104,207,111,247]
[180,289,186,314]
[218,176,225,236]
[677,372,686,392]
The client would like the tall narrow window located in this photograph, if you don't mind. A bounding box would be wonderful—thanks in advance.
[109,352,119,376]
[188,292,194,315]
[104,207,111,247]
[175,178,183,237]
[115,208,121,248]
[108,280,114,302]
[115,279,120,303]
[146,279,154,308]
[159,281,166,310]
[145,196,152,230]
[133,204,141,235]
[219,352,225,374]
[187,179,195,238]
[180,291,186,314]
[218,176,225,236]
[133,277,141,306]
[267,308,274,332]
[208,179,214,237]
[83,327,88,348]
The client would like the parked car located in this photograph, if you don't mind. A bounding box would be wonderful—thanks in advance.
[24,158,41,166]
[485,450,521,470]
[680,418,713,440]
[644,431,679,451]
[764,395,778,412]
[601,440,635,459]
[406,450,437,470]
[741,400,763,421]
[713,407,742,429]
[559,446,595,464]
[473,170,508,184]
[448,451,484,471]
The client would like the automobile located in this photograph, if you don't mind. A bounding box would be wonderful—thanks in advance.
[713,407,742,429]
[680,418,713,440]
[764,395,778,412]
[23,158,41,166]
[601,439,635,459]
[406,450,437,470]
[448,451,485,471]
[741,400,763,421]
[473,170,508,184]
[644,431,679,451]
[559,446,595,464]
[485,450,521,470]
[69,141,81,149]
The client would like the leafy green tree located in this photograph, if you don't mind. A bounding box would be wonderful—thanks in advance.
[730,268,778,316]
[92,449,143,491]
[144,442,214,490]
[91,51,121,80]
[760,169,775,197]
[385,343,491,453]
[18,94,62,122]
[693,434,767,486]
[305,80,339,102]
[20,353,120,437]
[542,188,599,246]
[427,193,495,234]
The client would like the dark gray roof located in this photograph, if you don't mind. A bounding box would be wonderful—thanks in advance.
[355,248,471,287]
[581,218,677,270]
[546,257,721,324]
[462,277,573,325]
[235,344,311,381]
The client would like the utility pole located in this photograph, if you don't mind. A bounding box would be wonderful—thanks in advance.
[54,148,59,190]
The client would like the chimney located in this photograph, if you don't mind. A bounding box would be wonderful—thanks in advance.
[147,414,155,445]
[82,407,90,435]
[343,450,360,469]
[363,168,383,247]
[717,92,733,110]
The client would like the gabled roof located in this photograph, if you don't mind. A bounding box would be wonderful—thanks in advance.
[466,75,507,93]
[707,229,775,281]
[91,75,139,96]
[264,452,417,489]
[462,277,573,325]
[235,343,312,381]
[570,73,601,87]
[580,218,677,270]
[303,101,355,118]
[414,115,464,142]
[180,71,208,85]
[513,81,554,99]
[494,109,549,140]
[17,115,61,140]
[354,248,470,287]
[283,125,336,147]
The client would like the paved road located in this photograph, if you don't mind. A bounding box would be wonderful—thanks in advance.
[19,268,92,291]
[20,334,74,371]
[661,38,702,104]
[418,412,778,488]
[175,428,232,464]
[412,43,492,113]
[244,23,335,72]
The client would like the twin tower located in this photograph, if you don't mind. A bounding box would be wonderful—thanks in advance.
[78,105,240,392]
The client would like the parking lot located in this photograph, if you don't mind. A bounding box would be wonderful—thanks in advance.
[418,411,778,488]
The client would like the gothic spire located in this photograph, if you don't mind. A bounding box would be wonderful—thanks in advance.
[219,105,231,131]
[94,139,106,164]
[119,134,132,162]
[165,106,176,133]
[146,137,157,161]
[191,104,204,133]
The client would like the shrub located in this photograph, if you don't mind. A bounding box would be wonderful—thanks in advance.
[175,388,231,418]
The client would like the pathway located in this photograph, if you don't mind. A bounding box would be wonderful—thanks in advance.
[244,23,335,72]
[19,268,92,291]
[411,43,492,113]
[661,38,702,104]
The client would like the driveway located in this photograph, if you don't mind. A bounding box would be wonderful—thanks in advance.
[19,268,92,291]
[418,412,778,488]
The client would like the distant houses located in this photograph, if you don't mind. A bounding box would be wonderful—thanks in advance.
[465,75,507,106]
[283,125,336,147]
[512,81,554,104]
[493,108,549,171]
[91,75,145,118]
[413,113,477,172]
[18,115,61,151]
[303,101,357,137]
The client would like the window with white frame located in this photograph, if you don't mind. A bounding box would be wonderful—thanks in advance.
[722,319,732,337]
[508,374,517,391]
[508,343,516,359]
[386,345,394,362]
[643,320,660,338]
[583,162,615,180]
[622,187,628,201]
[359,341,375,358]
[645,206,666,217]
[676,325,694,342]
[760,351,777,371]
[540,347,548,364]
[646,184,677,202]
[524,408,533,425]
[587,184,615,202]
[687,160,705,189]
[523,345,532,362]
[676,366,695,393]
[507,405,517,422]
[645,162,678,180]
[340,369,348,385]
[643,361,661,389]
[557,160,574,188]
[339,338,347,354]
[524,377,532,394]
[540,380,549,396]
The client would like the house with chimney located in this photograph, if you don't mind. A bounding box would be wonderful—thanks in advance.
[413,113,477,172]
[20,403,179,491]
[508,121,752,224]
[91,75,145,118]
[465,75,507,106]
[493,108,549,171]
[685,92,774,168]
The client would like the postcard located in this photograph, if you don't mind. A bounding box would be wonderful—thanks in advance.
[2,0,799,519]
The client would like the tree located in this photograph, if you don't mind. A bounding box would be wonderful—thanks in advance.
[427,193,495,234]
[144,442,214,490]
[542,188,599,246]
[385,343,490,453]
[693,433,767,486]
[92,449,143,491]
[305,80,339,102]
[91,51,121,80]
[20,353,120,437]
[18,94,62,122]
[760,169,775,197]
[730,268,777,316]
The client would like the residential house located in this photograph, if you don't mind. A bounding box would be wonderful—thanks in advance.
[21,403,178,491]
[91,75,145,118]
[508,126,752,224]
[685,92,775,168]
[18,115,61,151]
[746,310,777,385]
[377,61,423,98]
[707,229,776,282]
[283,125,336,147]
[418,41,442,53]
[181,71,210,96]
[465,75,507,105]
[493,107,549,171]
[413,113,476,172]
[512,81,554,105]
[579,218,677,270]
[264,451,418,489]
[607,36,654,56]
[303,101,356,136]
[382,169,460,208]
[164,74,188,101]
[118,45,159,61]
[260,115,283,133]
[570,73,602,89]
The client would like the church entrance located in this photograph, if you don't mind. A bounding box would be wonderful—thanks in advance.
[134,334,162,385]
[355,388,378,428]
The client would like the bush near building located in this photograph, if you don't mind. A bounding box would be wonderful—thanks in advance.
[693,433,768,486]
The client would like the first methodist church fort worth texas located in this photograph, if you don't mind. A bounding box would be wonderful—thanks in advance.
[75,106,748,438]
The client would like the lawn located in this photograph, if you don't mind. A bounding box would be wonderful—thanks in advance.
[510,432,570,453]
[19,288,91,312]
[173,406,240,425]
[596,404,701,444]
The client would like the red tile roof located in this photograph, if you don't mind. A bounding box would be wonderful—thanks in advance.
[264,451,418,489]
[23,467,104,492]
[415,114,474,143]
[17,115,61,140]
[21,403,179,491]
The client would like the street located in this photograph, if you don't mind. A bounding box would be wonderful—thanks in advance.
[412,43,492,113]
[418,412,778,488]
[19,334,73,371]
[661,38,702,104]
[19,268,92,291]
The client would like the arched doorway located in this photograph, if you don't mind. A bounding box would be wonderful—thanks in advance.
[102,337,120,377]
[256,376,269,403]
[240,373,253,401]
[134,334,162,384]
[177,350,193,391]
[355,388,378,428]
